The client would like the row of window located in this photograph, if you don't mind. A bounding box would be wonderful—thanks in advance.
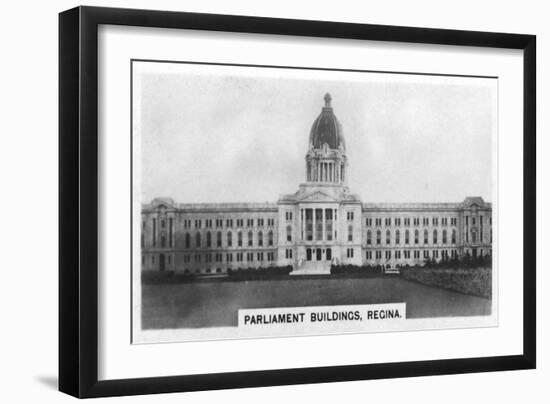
[366,228,458,245]
[179,217,276,229]
[144,251,276,265]
[366,218,492,227]
[182,230,275,249]
[365,249,459,260]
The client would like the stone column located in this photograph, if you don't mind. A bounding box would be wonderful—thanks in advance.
[301,209,304,240]
[321,208,327,241]
[313,208,317,241]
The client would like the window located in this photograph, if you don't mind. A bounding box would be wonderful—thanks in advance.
[414,229,419,244]
[385,250,391,259]
[257,252,264,261]
[452,229,457,244]
[396,250,401,259]
[405,229,409,244]
[216,219,223,228]
[366,251,372,259]
[433,250,439,259]
[161,235,166,248]
[227,231,232,247]
[348,225,353,242]
[442,229,447,244]
[424,229,429,244]
[367,230,372,245]
[238,231,243,247]
[195,232,201,248]
[395,229,400,244]
[248,231,253,246]
[237,252,243,262]
[268,230,274,246]
[206,231,212,248]
[366,218,372,226]
[185,233,191,249]
[347,248,354,258]
[376,230,381,245]
[347,212,354,221]
[385,218,391,226]
[169,218,173,247]
[226,253,233,262]
[375,218,382,226]
[257,218,264,227]
[386,229,391,245]
[286,225,292,242]
[432,217,438,226]
[423,250,429,259]
[258,231,263,247]
[286,212,293,221]
[216,231,222,248]
[442,217,448,226]
[423,217,429,226]
[152,218,157,247]
[285,249,293,259]
[195,220,202,228]
[376,251,382,259]
[433,229,438,244]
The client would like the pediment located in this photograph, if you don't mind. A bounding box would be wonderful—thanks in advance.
[298,191,338,203]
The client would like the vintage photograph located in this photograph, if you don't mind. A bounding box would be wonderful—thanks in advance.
[132,60,497,343]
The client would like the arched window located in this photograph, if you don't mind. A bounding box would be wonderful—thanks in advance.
[405,229,410,245]
[367,230,372,245]
[424,229,429,244]
[268,230,274,246]
[185,233,191,249]
[395,229,400,245]
[206,231,212,248]
[442,229,447,244]
[386,229,391,245]
[452,229,457,244]
[348,225,353,242]
[433,229,438,244]
[376,230,381,245]
[195,232,201,248]
[227,231,232,247]
[248,231,253,246]
[238,231,243,247]
[258,231,263,246]
[286,225,292,242]
[414,229,419,244]
[216,231,222,248]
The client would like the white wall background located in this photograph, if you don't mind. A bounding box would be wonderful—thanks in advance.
[0,0,546,402]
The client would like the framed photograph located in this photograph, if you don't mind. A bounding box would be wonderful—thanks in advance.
[59,6,536,398]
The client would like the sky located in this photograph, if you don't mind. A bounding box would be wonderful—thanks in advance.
[135,61,495,204]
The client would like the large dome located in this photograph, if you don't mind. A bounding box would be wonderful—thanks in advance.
[309,93,345,150]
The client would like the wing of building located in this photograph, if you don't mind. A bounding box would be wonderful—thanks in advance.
[141,94,492,275]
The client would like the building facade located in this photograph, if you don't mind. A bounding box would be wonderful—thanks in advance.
[141,94,492,275]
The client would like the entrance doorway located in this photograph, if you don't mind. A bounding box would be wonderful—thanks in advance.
[326,248,332,261]
[159,254,165,271]
[316,248,322,261]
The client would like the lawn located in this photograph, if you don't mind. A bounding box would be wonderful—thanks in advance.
[141,277,491,330]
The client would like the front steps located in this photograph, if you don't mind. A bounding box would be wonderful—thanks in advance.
[290,261,331,275]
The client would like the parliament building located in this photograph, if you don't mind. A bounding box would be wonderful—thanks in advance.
[141,94,492,275]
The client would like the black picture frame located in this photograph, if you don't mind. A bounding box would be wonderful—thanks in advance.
[59,5,536,398]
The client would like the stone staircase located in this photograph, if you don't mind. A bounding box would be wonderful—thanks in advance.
[290,261,331,275]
